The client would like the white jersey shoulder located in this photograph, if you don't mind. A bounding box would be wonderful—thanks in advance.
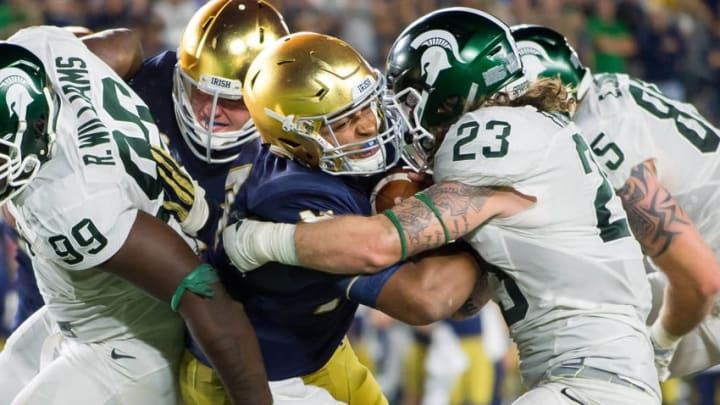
[8,26,169,271]
[5,27,183,343]
[433,105,628,239]
[433,104,657,395]
[577,73,720,253]
[434,105,571,191]
[576,73,720,190]
[434,103,636,258]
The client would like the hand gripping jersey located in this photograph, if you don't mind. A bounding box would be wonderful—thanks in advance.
[575,73,720,257]
[433,105,659,395]
[6,27,184,345]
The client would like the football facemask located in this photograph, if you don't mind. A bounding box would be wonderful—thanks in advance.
[245,32,403,176]
[172,0,289,164]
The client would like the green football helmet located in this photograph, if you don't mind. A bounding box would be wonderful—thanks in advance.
[0,42,57,205]
[511,24,591,102]
[386,7,529,170]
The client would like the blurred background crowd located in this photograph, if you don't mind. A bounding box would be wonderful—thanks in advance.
[1,0,720,125]
[0,1,719,404]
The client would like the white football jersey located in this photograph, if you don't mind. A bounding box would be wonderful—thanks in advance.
[575,73,720,257]
[433,105,658,394]
[6,27,184,343]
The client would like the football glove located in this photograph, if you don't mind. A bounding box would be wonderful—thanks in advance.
[151,145,209,236]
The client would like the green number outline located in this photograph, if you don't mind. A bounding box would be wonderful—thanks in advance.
[589,132,625,170]
[101,77,163,202]
[628,80,719,153]
[452,122,478,161]
[573,134,631,242]
[49,218,108,265]
[483,120,510,158]
[489,268,529,327]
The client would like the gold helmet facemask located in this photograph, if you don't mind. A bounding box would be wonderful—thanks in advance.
[244,32,404,176]
[172,0,289,164]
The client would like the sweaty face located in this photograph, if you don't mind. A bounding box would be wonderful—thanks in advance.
[319,105,380,159]
[189,87,251,133]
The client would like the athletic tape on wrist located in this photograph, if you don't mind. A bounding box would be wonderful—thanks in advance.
[650,320,681,348]
[171,264,220,312]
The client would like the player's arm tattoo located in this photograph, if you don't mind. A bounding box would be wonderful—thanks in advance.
[392,181,496,256]
[615,161,690,257]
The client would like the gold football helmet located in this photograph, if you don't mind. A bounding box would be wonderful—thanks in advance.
[173,0,289,163]
[243,32,403,176]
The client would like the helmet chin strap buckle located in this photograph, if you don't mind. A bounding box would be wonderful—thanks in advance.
[22,158,38,174]
[264,107,296,133]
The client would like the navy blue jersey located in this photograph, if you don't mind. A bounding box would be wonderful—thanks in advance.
[128,51,233,205]
[205,144,394,380]
[130,52,400,380]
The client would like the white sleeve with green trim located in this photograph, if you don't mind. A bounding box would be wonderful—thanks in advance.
[432,105,654,392]
[9,25,171,271]
[577,73,720,253]
[7,26,184,343]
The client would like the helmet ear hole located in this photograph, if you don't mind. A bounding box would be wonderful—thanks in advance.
[32,114,47,139]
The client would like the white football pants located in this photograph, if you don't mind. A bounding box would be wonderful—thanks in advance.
[0,306,184,405]
[513,374,660,405]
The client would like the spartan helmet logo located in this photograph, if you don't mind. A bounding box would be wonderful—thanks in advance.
[0,65,43,138]
[410,29,467,88]
[516,40,552,82]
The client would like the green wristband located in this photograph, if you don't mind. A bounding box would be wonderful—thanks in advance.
[415,191,452,244]
[171,263,220,312]
[383,209,408,261]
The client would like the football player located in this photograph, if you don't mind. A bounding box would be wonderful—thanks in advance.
[223,8,664,405]
[107,1,489,403]
[123,2,348,403]
[0,26,270,404]
[173,30,489,405]
[6,26,145,331]
[511,24,720,380]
